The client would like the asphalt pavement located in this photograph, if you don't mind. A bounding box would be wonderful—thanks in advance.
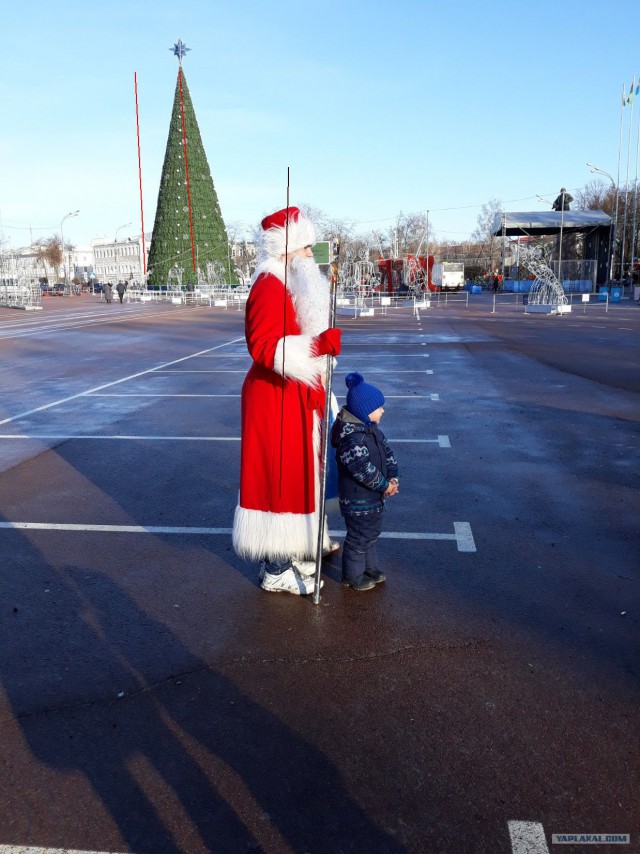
[0,292,637,853]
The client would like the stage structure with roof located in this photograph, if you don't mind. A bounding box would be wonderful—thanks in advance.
[491,210,612,291]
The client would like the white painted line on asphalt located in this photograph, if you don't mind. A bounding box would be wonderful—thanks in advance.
[508,820,550,853]
[193,353,432,359]
[0,305,191,341]
[88,393,242,398]
[0,522,476,551]
[0,523,236,534]
[380,522,477,552]
[0,847,126,854]
[0,435,240,441]
[0,434,449,445]
[388,436,450,446]
[121,369,437,376]
[0,337,245,426]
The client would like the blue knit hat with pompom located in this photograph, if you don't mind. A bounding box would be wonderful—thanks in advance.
[345,372,385,424]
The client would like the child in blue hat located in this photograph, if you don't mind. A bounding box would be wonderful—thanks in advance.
[330,372,399,590]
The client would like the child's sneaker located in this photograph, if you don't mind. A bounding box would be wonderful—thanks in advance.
[365,569,386,584]
[342,574,377,591]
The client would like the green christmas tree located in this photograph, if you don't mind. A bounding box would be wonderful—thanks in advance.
[148,58,236,286]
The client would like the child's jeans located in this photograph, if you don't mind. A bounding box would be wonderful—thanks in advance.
[342,511,384,582]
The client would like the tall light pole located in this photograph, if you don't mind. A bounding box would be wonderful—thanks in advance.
[113,222,132,285]
[60,210,79,294]
[587,162,617,282]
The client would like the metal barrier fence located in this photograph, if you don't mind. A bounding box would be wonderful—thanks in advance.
[122,284,251,309]
[428,290,470,309]
[490,291,611,314]
[112,284,620,318]
[0,284,42,310]
[567,292,610,313]
[335,289,470,318]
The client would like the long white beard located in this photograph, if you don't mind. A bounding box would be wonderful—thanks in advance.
[287,256,330,336]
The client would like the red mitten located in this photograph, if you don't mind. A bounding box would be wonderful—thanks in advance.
[312,327,342,356]
[306,384,326,411]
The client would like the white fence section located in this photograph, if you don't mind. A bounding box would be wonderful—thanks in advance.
[124,284,251,309]
[0,283,42,310]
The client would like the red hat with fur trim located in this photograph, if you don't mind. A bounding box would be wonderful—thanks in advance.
[260,206,316,259]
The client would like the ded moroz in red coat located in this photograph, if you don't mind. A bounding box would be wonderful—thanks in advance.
[232,257,331,561]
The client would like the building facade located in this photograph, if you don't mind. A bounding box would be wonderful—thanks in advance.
[91,235,151,285]
[2,233,247,288]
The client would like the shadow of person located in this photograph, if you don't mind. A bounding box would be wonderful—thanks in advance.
[1,554,404,853]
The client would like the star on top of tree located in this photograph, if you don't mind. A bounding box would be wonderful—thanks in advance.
[171,39,191,64]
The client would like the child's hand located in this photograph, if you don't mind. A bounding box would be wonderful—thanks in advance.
[384,481,399,496]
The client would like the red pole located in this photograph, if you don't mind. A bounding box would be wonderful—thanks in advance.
[178,68,197,273]
[134,72,147,275]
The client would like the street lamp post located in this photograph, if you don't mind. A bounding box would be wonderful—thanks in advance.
[587,162,617,282]
[60,210,79,294]
[113,222,132,286]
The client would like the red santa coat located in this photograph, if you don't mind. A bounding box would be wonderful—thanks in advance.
[232,262,327,561]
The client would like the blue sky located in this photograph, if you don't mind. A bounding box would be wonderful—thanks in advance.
[1,0,638,248]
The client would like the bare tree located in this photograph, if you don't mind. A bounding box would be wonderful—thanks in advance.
[471,199,502,272]
[299,203,355,248]
[34,236,63,283]
[573,179,615,215]
[382,212,430,256]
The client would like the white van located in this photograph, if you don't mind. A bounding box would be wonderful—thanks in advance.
[432,262,465,291]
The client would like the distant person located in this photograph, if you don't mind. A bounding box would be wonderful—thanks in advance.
[116,281,127,304]
[331,372,399,591]
[103,282,113,304]
[552,188,573,211]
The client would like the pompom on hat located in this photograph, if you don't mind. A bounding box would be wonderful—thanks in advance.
[345,372,385,424]
[259,206,316,259]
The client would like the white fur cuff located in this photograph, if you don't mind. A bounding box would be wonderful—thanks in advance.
[273,335,323,386]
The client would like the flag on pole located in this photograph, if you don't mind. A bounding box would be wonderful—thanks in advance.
[627,77,635,105]
[636,78,640,96]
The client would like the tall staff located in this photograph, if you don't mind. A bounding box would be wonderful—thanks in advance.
[134,72,147,276]
[313,240,340,604]
[279,168,290,499]
[614,83,626,279]
[621,77,636,280]
[630,79,640,269]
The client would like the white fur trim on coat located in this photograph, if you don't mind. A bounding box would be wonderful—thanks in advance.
[260,215,316,260]
[273,334,323,386]
[250,257,285,285]
[233,506,319,561]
